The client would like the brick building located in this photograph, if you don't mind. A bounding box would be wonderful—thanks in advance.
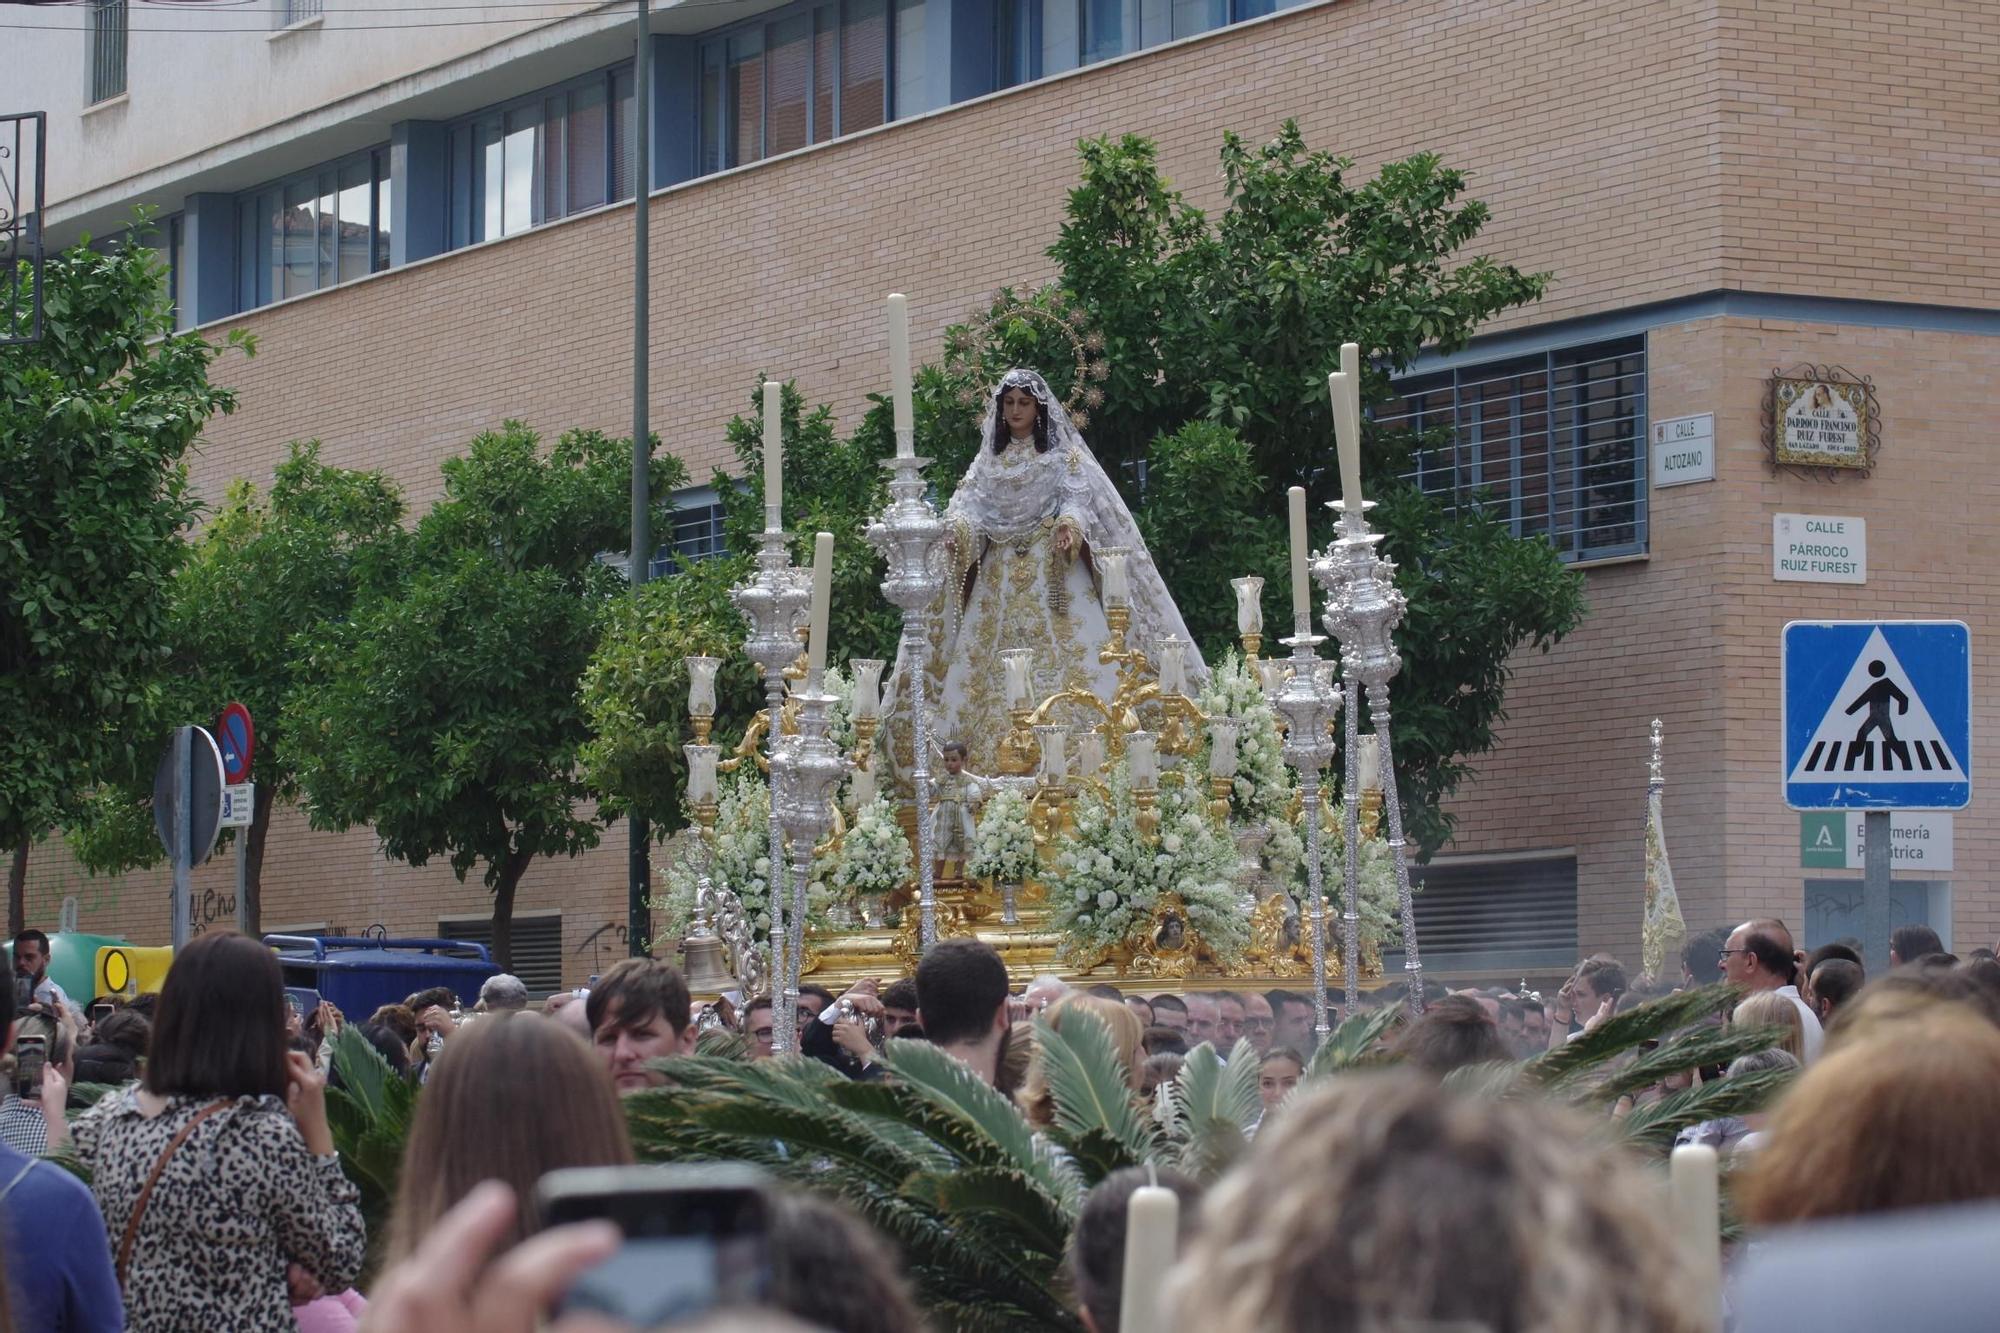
[14,0,1998,989]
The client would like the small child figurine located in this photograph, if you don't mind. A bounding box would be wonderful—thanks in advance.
[931,741,986,882]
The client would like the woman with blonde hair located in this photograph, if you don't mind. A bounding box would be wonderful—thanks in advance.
[1177,1072,1702,1333]
[1733,991,1807,1062]
[1018,995,1144,1129]
[1740,1008,2000,1226]
[385,1012,633,1255]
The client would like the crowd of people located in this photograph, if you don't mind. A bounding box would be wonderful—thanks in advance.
[0,914,1993,1330]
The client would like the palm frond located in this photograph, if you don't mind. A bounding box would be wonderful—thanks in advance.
[1033,1010,1161,1170]
[882,1037,1085,1214]
[908,1165,1075,1258]
[1618,1065,1796,1155]
[1441,1059,1524,1099]
[1581,1022,1788,1107]
[1306,1005,1405,1078]
[1163,1041,1261,1180]
[1522,982,1739,1095]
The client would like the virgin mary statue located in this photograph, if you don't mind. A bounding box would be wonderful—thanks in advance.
[886,368,1203,779]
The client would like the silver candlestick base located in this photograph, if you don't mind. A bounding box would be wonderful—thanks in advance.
[866,448,947,952]
[730,527,813,1046]
[1272,621,1340,1042]
[1316,497,1426,1017]
[769,685,850,1055]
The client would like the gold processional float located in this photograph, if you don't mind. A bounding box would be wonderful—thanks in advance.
[664,297,1434,1055]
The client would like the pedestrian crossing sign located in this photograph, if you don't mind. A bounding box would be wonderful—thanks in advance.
[1784,621,1971,810]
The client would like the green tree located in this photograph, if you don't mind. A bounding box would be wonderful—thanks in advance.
[165,443,407,934]
[0,225,249,929]
[286,423,681,967]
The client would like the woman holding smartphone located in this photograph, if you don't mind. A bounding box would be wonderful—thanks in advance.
[71,931,364,1331]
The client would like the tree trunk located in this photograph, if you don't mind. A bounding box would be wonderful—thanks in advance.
[6,845,26,938]
[241,784,274,939]
[490,847,533,974]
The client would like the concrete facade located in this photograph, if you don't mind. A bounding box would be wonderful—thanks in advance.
[14,0,1999,984]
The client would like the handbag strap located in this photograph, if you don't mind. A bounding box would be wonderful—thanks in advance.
[116,1099,229,1287]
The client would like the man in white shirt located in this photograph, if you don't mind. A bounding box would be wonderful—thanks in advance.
[10,932,67,1017]
[1722,919,1824,1062]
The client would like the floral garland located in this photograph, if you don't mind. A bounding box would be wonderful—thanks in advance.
[968,786,1038,884]
[1195,652,1304,881]
[1297,801,1403,950]
[1046,764,1247,966]
[654,769,834,948]
[831,795,913,898]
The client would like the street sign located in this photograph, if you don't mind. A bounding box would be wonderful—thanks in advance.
[153,726,225,865]
[1800,811,1954,871]
[1784,621,1971,810]
[217,702,255,784]
[1650,413,1715,488]
[220,782,256,829]
[1773,513,1866,584]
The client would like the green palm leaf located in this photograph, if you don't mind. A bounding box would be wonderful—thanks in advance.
[882,1037,1085,1214]
[1305,1004,1404,1078]
[1581,1022,1788,1107]
[1523,982,1740,1096]
[1618,1065,1796,1154]
[1033,1009,1161,1170]
[1163,1040,1261,1179]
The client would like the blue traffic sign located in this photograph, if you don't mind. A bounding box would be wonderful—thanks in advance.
[1784,621,1971,810]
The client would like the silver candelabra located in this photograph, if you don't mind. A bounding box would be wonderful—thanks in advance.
[865,447,947,951]
[1271,621,1341,1041]
[728,527,813,1051]
[1316,497,1426,1016]
[769,686,851,1054]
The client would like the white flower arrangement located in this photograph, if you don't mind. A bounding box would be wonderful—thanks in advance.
[1298,802,1404,950]
[1046,764,1248,966]
[653,769,834,946]
[1197,652,1304,881]
[968,786,1038,884]
[831,796,913,898]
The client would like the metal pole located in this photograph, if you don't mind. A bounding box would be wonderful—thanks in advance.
[234,825,249,934]
[626,0,654,959]
[907,624,938,950]
[1863,809,1892,971]
[171,728,192,950]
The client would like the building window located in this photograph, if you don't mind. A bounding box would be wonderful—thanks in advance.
[1382,337,1648,563]
[448,64,634,248]
[235,148,392,312]
[647,489,730,577]
[1804,878,1951,953]
[1390,854,1578,975]
[276,0,324,26]
[88,0,128,104]
[438,911,564,998]
[999,0,1225,84]
[699,0,893,174]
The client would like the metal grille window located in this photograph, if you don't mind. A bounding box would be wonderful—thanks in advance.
[88,0,128,104]
[1382,338,1648,562]
[277,0,325,26]
[235,148,392,312]
[1384,854,1578,975]
[699,0,892,175]
[439,911,564,998]
[645,491,730,576]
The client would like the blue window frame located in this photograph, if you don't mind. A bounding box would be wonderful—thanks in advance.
[999,0,1232,84]
[446,63,634,249]
[698,0,893,174]
[235,148,391,313]
[1381,337,1648,562]
[647,488,731,576]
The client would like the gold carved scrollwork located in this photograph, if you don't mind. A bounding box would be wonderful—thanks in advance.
[1243,894,1310,979]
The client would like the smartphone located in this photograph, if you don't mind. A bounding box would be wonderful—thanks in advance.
[89,1002,115,1025]
[536,1164,772,1326]
[14,1035,46,1098]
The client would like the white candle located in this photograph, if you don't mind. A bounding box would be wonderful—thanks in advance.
[684,744,719,804]
[685,656,720,718]
[806,531,834,682]
[851,659,885,719]
[1259,660,1289,698]
[850,759,877,809]
[1231,576,1264,636]
[1208,718,1239,779]
[1669,1144,1721,1325]
[1287,486,1310,626]
[1076,732,1106,777]
[1332,341,1364,514]
[1126,732,1158,789]
[1035,725,1068,782]
[763,379,784,531]
[1119,1183,1180,1333]
[1001,649,1034,708]
[1156,638,1187,696]
[1100,547,1131,608]
[886,293,914,445]
[1357,734,1381,794]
